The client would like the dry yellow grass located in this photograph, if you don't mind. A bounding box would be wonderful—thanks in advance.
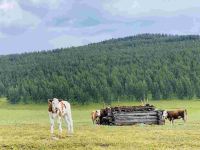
[1,99,200,150]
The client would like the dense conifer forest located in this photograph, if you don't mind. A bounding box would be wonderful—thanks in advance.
[1,34,200,104]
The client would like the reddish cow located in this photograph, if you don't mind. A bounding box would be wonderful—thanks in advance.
[91,110,101,124]
[163,109,187,124]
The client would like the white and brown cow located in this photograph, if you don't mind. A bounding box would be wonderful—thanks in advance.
[48,98,74,137]
[91,110,101,124]
[162,109,187,125]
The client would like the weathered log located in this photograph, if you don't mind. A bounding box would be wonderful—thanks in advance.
[115,116,158,120]
[112,105,155,112]
[115,118,158,122]
[97,105,164,125]
[116,120,157,122]
[115,120,158,125]
[113,112,158,116]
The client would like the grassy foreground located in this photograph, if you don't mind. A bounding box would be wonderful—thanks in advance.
[1,98,200,150]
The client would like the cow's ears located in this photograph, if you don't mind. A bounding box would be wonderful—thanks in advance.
[58,99,63,102]
[48,99,53,103]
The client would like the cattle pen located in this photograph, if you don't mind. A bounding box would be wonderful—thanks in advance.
[98,104,165,125]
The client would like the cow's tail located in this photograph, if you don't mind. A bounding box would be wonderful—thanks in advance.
[184,109,187,122]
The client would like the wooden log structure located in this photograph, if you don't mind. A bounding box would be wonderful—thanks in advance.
[98,104,165,125]
[113,110,165,125]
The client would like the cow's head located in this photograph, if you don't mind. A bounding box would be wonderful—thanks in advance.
[51,98,59,113]
[162,110,168,119]
[96,110,101,117]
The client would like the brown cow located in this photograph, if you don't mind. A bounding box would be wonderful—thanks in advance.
[91,110,101,124]
[163,109,187,124]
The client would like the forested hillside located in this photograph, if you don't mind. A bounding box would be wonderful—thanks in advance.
[1,34,200,104]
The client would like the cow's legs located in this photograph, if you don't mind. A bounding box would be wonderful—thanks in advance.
[183,114,187,123]
[67,112,74,134]
[69,116,74,134]
[171,119,174,125]
[64,115,73,134]
[169,118,173,125]
[183,117,186,123]
[49,116,55,136]
[58,116,62,136]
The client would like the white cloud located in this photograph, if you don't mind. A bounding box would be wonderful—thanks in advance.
[0,32,7,38]
[50,34,112,48]
[26,0,65,9]
[50,35,83,47]
[0,0,41,30]
[0,1,14,10]
[190,18,200,34]
[1,0,200,54]
[103,0,200,17]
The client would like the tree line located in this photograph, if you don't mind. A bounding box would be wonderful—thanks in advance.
[1,34,200,104]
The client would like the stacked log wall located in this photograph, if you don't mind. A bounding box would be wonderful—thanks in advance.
[113,110,164,125]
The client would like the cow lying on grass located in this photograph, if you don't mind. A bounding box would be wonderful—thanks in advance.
[162,109,187,125]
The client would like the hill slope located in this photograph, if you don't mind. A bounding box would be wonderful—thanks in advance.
[1,34,200,104]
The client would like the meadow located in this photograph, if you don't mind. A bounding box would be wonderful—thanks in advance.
[1,98,200,150]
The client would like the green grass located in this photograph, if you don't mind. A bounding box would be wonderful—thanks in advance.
[1,98,200,150]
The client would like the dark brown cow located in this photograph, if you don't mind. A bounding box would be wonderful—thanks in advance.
[163,109,187,124]
[99,107,112,125]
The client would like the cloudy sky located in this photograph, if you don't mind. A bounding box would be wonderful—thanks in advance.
[0,0,200,55]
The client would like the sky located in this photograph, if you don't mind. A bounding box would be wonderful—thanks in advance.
[0,0,200,55]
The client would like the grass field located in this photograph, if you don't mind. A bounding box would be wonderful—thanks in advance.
[1,98,200,150]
